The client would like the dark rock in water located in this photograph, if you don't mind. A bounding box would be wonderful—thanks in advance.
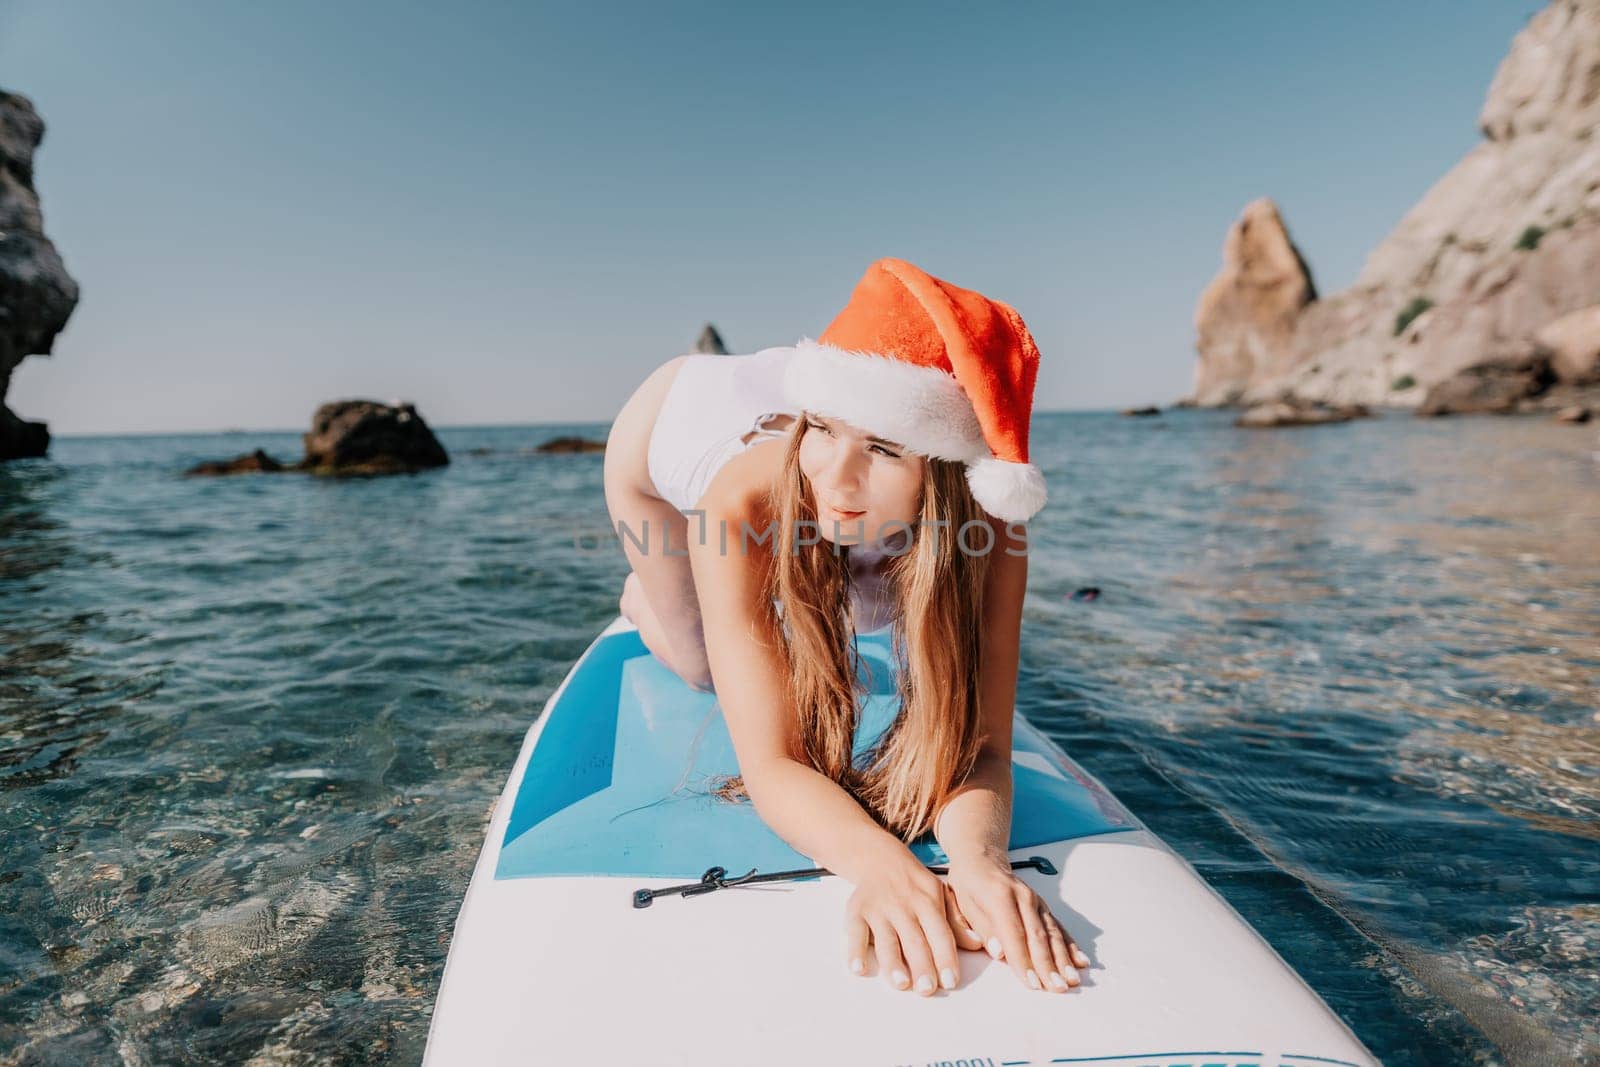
[0,409,48,458]
[297,400,449,475]
[1554,405,1591,424]
[1234,399,1370,428]
[1069,586,1101,602]
[0,91,79,461]
[696,324,729,355]
[466,446,495,456]
[185,449,286,476]
[534,435,606,454]
[1416,354,1556,416]
[1120,406,1161,417]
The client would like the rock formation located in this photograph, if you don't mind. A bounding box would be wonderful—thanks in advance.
[187,401,450,477]
[1416,355,1555,416]
[1192,199,1319,405]
[297,400,449,475]
[534,435,605,453]
[185,449,286,476]
[1189,0,1600,411]
[1234,400,1370,429]
[695,324,729,355]
[1533,305,1600,382]
[0,91,78,460]
[1228,399,1369,428]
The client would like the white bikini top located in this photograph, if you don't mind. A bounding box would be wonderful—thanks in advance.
[646,346,801,514]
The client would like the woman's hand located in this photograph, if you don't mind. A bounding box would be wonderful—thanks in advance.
[944,852,1090,993]
[842,847,985,994]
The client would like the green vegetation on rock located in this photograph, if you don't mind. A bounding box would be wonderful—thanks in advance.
[1394,297,1434,336]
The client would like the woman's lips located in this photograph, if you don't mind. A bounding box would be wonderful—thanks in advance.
[827,504,865,520]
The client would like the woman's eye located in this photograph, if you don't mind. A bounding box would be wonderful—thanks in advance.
[807,418,896,456]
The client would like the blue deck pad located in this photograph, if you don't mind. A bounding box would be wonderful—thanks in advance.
[496,628,1135,880]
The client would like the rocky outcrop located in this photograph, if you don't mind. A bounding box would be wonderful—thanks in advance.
[1192,199,1319,405]
[1416,354,1556,416]
[297,400,449,475]
[1188,0,1600,410]
[695,324,729,355]
[0,91,78,460]
[1533,304,1600,382]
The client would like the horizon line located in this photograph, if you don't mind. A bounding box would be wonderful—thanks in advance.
[46,403,1193,440]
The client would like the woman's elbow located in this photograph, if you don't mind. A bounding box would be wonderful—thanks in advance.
[737,755,791,809]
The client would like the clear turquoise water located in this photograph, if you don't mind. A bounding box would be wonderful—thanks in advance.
[1,410,1595,1065]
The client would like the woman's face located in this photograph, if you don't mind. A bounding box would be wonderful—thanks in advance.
[797,412,925,550]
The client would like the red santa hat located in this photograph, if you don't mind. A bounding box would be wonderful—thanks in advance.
[780,257,1047,524]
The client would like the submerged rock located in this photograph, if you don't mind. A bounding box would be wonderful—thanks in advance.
[185,449,286,476]
[1120,406,1161,417]
[1234,399,1370,428]
[298,400,449,475]
[534,435,605,454]
[0,90,79,461]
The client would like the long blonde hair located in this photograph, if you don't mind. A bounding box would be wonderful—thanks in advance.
[709,414,995,842]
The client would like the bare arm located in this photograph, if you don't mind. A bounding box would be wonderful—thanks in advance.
[685,499,904,881]
[688,495,967,995]
[932,518,1091,992]
[932,516,1027,864]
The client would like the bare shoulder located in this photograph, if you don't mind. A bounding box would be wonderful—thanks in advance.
[688,446,800,765]
[695,436,787,519]
[691,459,781,577]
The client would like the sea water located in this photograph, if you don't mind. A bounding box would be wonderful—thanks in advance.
[0,409,1595,1064]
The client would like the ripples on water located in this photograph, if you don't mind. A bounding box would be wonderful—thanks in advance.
[0,411,1595,1065]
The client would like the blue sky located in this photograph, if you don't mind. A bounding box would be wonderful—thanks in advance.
[1,0,1537,434]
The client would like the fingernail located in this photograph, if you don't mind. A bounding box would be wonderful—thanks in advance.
[1065,968,1081,987]
[1048,971,1067,990]
[915,974,933,994]
[985,937,1002,959]
[849,958,863,975]
[940,967,957,990]
[1026,969,1042,990]
[892,969,910,989]
[1074,951,1089,968]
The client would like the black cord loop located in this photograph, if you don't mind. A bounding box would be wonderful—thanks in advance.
[632,854,1057,909]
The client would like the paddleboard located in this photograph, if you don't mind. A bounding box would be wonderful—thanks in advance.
[425,616,1378,1067]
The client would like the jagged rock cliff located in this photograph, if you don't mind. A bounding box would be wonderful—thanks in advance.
[0,90,78,459]
[1191,200,1319,405]
[695,323,729,355]
[1190,0,1600,409]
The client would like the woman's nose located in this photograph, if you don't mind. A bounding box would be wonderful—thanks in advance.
[824,444,867,489]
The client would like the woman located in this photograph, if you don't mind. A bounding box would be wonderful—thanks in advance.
[602,257,1089,998]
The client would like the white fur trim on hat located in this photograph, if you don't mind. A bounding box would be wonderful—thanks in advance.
[966,456,1048,524]
[780,338,988,461]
